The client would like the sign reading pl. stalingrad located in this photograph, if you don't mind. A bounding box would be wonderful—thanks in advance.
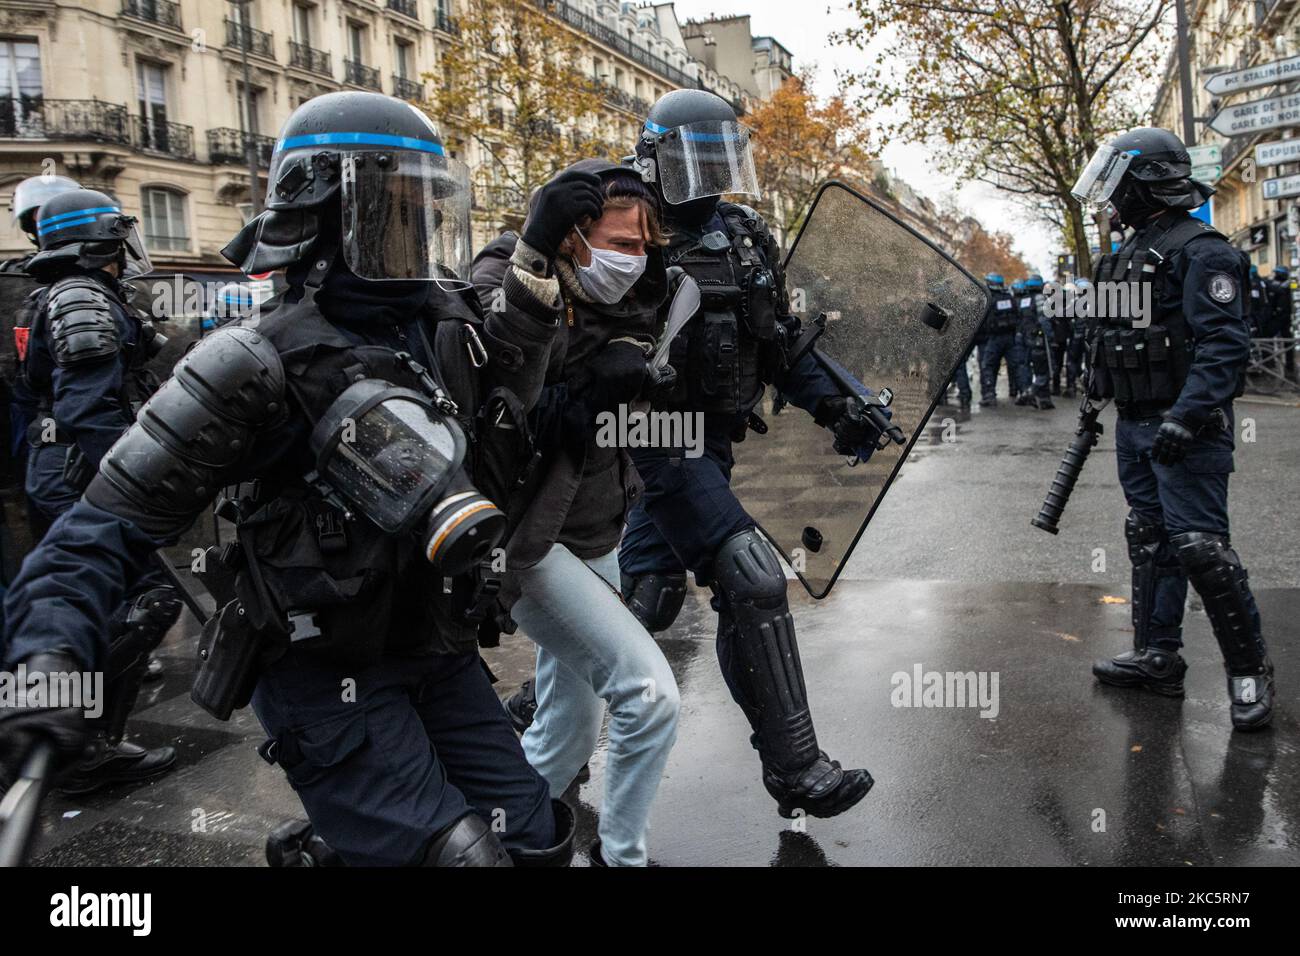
[1255,137,1300,167]
[1208,91,1300,137]
[1203,54,1300,97]
[1262,173,1300,200]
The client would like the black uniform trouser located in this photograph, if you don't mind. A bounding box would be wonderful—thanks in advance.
[252,648,555,867]
[1114,411,1261,654]
[620,426,819,761]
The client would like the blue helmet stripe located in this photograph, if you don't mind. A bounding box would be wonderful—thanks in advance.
[276,131,446,155]
[37,213,118,236]
[643,121,741,143]
[37,205,120,230]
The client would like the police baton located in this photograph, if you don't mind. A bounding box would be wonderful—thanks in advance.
[0,740,53,867]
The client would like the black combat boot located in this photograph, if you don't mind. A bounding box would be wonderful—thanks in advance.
[504,680,537,734]
[1093,513,1188,697]
[59,735,177,795]
[266,818,344,866]
[1014,392,1035,406]
[1035,394,1055,410]
[1092,647,1188,696]
[713,529,874,820]
[1172,532,1274,732]
[980,396,998,408]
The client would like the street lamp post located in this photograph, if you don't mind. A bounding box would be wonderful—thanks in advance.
[1174,0,1197,147]
[230,0,262,217]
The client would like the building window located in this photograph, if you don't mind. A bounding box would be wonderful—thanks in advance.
[293,3,314,45]
[394,40,413,79]
[236,82,262,134]
[348,23,367,64]
[141,186,190,253]
[136,60,169,148]
[0,38,42,134]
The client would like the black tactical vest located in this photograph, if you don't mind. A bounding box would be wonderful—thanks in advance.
[662,203,782,415]
[228,298,493,665]
[985,289,1018,334]
[1090,211,1226,411]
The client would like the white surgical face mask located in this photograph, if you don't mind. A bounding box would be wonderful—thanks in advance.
[575,228,647,304]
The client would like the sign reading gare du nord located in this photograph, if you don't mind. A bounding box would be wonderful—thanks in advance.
[1208,91,1300,137]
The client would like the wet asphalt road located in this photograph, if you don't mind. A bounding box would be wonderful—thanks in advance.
[22,374,1300,867]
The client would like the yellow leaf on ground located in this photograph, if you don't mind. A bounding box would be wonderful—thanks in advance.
[1101,595,1129,605]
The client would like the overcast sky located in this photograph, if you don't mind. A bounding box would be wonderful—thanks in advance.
[668,0,1059,274]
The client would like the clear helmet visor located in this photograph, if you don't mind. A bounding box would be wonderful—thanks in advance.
[120,220,153,278]
[315,384,467,534]
[654,120,761,206]
[1072,145,1134,207]
[340,150,472,290]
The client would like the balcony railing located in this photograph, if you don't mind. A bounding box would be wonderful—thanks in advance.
[393,76,424,101]
[535,1,694,89]
[387,0,419,19]
[344,59,382,91]
[120,0,182,31]
[132,114,195,159]
[0,98,130,144]
[289,40,332,78]
[595,80,651,117]
[207,127,276,167]
[434,11,460,35]
[225,19,275,59]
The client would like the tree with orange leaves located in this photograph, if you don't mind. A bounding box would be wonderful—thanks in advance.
[745,71,873,243]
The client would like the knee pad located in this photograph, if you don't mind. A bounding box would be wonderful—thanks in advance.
[422,812,513,867]
[621,571,687,633]
[1125,511,1166,565]
[1170,532,1266,673]
[712,528,788,610]
[508,799,575,868]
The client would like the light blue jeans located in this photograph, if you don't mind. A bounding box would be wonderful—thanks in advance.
[512,544,680,866]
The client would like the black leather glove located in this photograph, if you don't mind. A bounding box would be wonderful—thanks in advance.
[521,170,605,262]
[1150,417,1195,466]
[816,396,884,457]
[646,363,677,403]
[0,652,90,792]
[569,340,650,414]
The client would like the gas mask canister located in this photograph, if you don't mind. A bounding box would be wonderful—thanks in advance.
[310,379,506,575]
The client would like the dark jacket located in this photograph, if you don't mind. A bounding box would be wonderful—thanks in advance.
[471,229,665,586]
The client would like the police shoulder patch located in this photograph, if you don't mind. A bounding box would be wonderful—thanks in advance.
[1208,273,1236,304]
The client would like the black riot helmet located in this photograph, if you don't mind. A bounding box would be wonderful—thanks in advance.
[25,188,151,281]
[9,174,81,243]
[634,88,759,225]
[222,91,472,289]
[1072,127,1214,227]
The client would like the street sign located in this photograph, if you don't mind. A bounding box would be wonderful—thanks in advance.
[1192,164,1223,182]
[1187,144,1222,166]
[1203,53,1300,97]
[1262,172,1300,199]
[1254,137,1300,167]
[1208,91,1300,137]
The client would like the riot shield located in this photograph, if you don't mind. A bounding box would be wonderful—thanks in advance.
[731,181,988,598]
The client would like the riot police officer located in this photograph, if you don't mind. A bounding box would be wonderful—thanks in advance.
[1265,266,1295,380]
[1062,276,1091,398]
[1072,127,1272,730]
[1014,274,1054,409]
[13,187,180,792]
[1,92,575,864]
[978,273,1017,406]
[1245,263,1270,336]
[2,175,81,606]
[618,89,879,819]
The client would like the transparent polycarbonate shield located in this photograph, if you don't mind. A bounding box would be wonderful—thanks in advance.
[731,182,988,598]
